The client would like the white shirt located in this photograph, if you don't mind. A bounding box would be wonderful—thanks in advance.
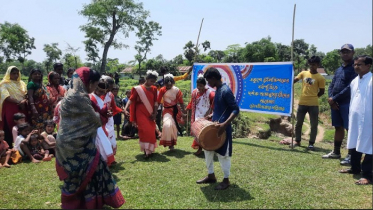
[14,135,25,151]
[347,72,372,154]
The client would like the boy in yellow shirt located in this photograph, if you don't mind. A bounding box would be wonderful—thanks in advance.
[293,56,326,150]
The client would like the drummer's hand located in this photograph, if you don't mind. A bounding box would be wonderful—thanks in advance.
[215,123,227,137]
[205,113,213,120]
[150,113,157,121]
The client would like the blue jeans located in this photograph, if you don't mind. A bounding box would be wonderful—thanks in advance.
[295,105,319,144]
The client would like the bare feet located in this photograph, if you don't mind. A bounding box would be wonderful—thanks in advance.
[3,163,11,168]
[355,178,372,185]
[32,158,41,163]
[42,157,52,161]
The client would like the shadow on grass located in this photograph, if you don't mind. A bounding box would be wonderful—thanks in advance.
[162,149,193,158]
[200,184,254,202]
[234,140,331,154]
[110,162,126,173]
[133,152,171,163]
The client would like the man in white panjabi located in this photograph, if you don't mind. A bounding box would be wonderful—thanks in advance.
[339,55,372,185]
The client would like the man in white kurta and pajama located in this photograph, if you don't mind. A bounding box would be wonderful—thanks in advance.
[339,55,372,185]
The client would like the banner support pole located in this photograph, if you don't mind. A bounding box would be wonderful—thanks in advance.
[187,18,204,136]
[291,4,296,149]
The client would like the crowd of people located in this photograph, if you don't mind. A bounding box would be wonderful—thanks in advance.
[0,42,371,209]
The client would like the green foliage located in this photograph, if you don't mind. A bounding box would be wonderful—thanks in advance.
[208,50,226,62]
[0,21,36,67]
[354,45,373,57]
[134,21,162,73]
[322,49,340,75]
[240,36,277,62]
[183,41,195,64]
[80,0,151,72]
[223,44,242,62]
[43,43,62,73]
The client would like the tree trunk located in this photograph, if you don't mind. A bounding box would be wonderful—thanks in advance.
[100,11,118,73]
[138,60,142,77]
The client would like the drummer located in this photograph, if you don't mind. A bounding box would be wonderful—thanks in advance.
[196,67,240,190]
[186,74,215,156]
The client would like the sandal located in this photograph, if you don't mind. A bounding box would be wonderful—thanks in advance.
[355,178,372,185]
[339,168,360,174]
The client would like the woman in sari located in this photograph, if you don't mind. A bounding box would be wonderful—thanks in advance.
[186,75,215,155]
[0,66,28,147]
[101,76,123,155]
[56,67,125,209]
[89,78,115,166]
[27,69,52,131]
[46,71,66,111]
[130,70,159,158]
[157,74,187,150]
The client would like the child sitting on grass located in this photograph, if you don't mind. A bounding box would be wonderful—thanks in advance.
[27,133,53,161]
[14,123,41,163]
[0,130,12,168]
[40,120,56,155]
[12,112,26,145]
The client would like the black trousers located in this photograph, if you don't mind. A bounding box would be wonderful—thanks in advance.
[156,108,162,131]
[350,148,372,181]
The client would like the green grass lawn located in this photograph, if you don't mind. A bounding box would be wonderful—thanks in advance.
[0,136,371,209]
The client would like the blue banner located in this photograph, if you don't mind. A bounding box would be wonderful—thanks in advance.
[191,62,294,116]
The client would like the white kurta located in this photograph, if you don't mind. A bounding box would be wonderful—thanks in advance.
[347,72,372,154]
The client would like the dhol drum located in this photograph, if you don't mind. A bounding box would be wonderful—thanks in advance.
[191,118,226,151]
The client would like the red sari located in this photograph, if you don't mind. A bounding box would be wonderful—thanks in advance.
[47,84,65,111]
[130,85,158,154]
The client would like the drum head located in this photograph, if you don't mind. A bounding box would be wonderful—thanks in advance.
[199,125,226,151]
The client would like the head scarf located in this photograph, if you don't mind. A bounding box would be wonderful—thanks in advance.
[56,66,101,175]
[0,66,27,121]
[75,67,91,89]
[0,66,23,85]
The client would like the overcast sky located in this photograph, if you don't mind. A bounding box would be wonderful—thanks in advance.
[1,0,372,64]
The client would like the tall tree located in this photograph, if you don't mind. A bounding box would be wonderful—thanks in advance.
[275,43,291,61]
[183,41,195,65]
[172,54,184,65]
[0,22,36,68]
[43,43,62,73]
[241,36,276,62]
[65,42,81,68]
[134,21,162,76]
[223,44,242,62]
[292,39,309,73]
[322,49,340,75]
[208,50,225,62]
[80,0,150,72]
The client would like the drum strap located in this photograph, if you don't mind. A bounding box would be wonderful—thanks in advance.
[164,105,183,136]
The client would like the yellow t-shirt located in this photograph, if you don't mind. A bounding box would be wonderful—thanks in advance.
[296,71,326,106]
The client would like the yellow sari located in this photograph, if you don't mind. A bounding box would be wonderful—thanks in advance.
[0,66,27,121]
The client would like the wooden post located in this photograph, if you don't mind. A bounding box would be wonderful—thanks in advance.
[186,18,204,136]
[291,4,296,149]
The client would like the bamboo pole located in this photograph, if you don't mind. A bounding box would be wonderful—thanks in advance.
[291,4,296,149]
[186,18,204,136]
